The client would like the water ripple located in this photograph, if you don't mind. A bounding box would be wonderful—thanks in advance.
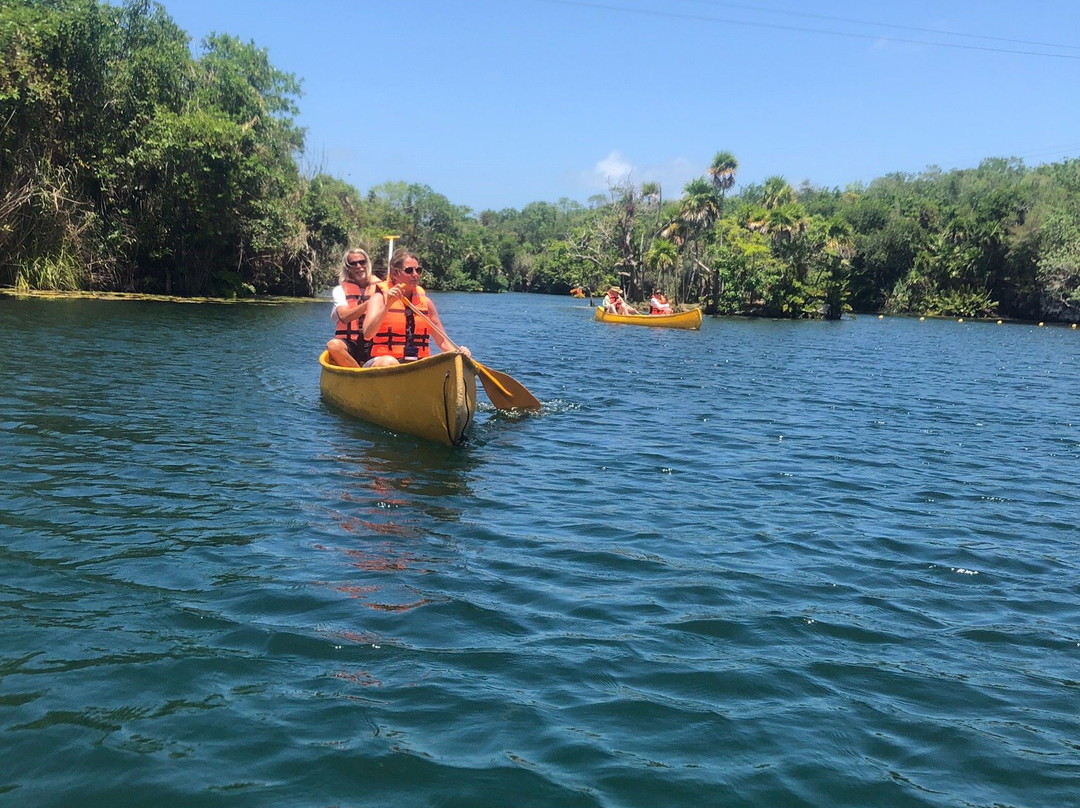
[1,297,1078,807]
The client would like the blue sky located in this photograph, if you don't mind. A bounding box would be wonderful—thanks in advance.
[154,0,1080,212]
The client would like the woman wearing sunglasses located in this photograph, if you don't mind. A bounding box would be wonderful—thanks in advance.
[362,248,470,367]
[326,248,383,367]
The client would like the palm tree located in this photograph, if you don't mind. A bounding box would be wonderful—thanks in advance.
[678,178,722,228]
[762,175,795,210]
[640,180,663,237]
[672,178,723,305]
[645,238,678,302]
[705,152,739,312]
[707,151,738,197]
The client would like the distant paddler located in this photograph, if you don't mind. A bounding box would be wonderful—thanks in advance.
[601,286,638,315]
[362,248,470,367]
[649,287,672,315]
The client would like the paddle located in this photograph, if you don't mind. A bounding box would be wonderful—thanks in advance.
[396,294,542,411]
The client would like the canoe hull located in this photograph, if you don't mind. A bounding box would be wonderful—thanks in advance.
[319,350,477,445]
[594,307,702,330]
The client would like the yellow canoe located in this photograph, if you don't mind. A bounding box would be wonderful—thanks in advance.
[319,350,477,445]
[594,306,703,330]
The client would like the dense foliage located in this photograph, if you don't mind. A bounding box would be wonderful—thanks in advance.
[1,0,311,296]
[3,1,1079,321]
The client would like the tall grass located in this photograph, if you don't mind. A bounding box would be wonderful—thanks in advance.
[16,247,86,292]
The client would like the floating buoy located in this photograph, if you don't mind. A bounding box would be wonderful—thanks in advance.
[1039,322,1045,327]
[878,314,884,320]
[996,320,1003,325]
[1072,324,1077,330]
[919,316,925,321]
[958,318,964,323]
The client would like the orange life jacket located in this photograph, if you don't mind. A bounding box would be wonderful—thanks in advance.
[369,284,433,360]
[334,280,378,342]
[650,293,669,315]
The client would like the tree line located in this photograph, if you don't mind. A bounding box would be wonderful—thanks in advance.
[3,0,1078,322]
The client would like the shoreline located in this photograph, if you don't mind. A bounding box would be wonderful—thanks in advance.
[0,288,325,305]
[4,288,1076,327]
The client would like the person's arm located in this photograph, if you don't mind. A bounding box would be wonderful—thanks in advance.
[362,288,389,340]
[333,285,372,324]
[336,298,369,324]
[331,286,347,322]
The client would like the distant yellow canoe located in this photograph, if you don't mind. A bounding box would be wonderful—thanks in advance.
[594,307,702,330]
[319,350,477,445]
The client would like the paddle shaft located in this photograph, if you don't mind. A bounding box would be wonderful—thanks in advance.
[393,289,542,410]
[395,293,514,399]
[395,291,459,351]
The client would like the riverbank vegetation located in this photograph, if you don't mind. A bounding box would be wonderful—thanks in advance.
[3,0,1078,321]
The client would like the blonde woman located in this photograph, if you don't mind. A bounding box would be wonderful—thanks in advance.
[326,248,382,367]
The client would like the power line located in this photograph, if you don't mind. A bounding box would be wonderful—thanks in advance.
[991,143,1080,162]
[538,0,1080,60]
[685,0,1080,53]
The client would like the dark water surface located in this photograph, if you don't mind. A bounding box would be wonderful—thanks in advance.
[1,293,1078,807]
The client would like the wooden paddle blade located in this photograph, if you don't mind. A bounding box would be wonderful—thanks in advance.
[472,360,541,411]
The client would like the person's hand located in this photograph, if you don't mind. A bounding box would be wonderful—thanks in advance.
[385,283,405,300]
[458,345,471,357]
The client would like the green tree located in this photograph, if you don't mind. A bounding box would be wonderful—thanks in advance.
[703,151,738,312]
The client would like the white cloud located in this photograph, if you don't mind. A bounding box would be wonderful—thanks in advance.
[576,152,699,199]
[595,151,635,182]
[579,150,636,192]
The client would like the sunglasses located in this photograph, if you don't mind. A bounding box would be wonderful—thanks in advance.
[347,259,368,268]
[399,266,423,275]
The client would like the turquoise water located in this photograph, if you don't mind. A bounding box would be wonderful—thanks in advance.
[1,293,1078,807]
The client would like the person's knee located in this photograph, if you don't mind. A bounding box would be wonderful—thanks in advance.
[364,356,399,368]
[327,339,361,367]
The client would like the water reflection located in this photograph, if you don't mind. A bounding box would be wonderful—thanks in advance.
[313,419,479,625]
[322,407,478,513]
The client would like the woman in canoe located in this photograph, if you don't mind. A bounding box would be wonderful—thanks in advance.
[649,287,672,315]
[326,248,383,367]
[602,286,638,315]
[362,248,470,367]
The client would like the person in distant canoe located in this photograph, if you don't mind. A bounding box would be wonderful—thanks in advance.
[601,286,638,315]
[326,248,383,367]
[649,287,672,315]
[362,248,470,367]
